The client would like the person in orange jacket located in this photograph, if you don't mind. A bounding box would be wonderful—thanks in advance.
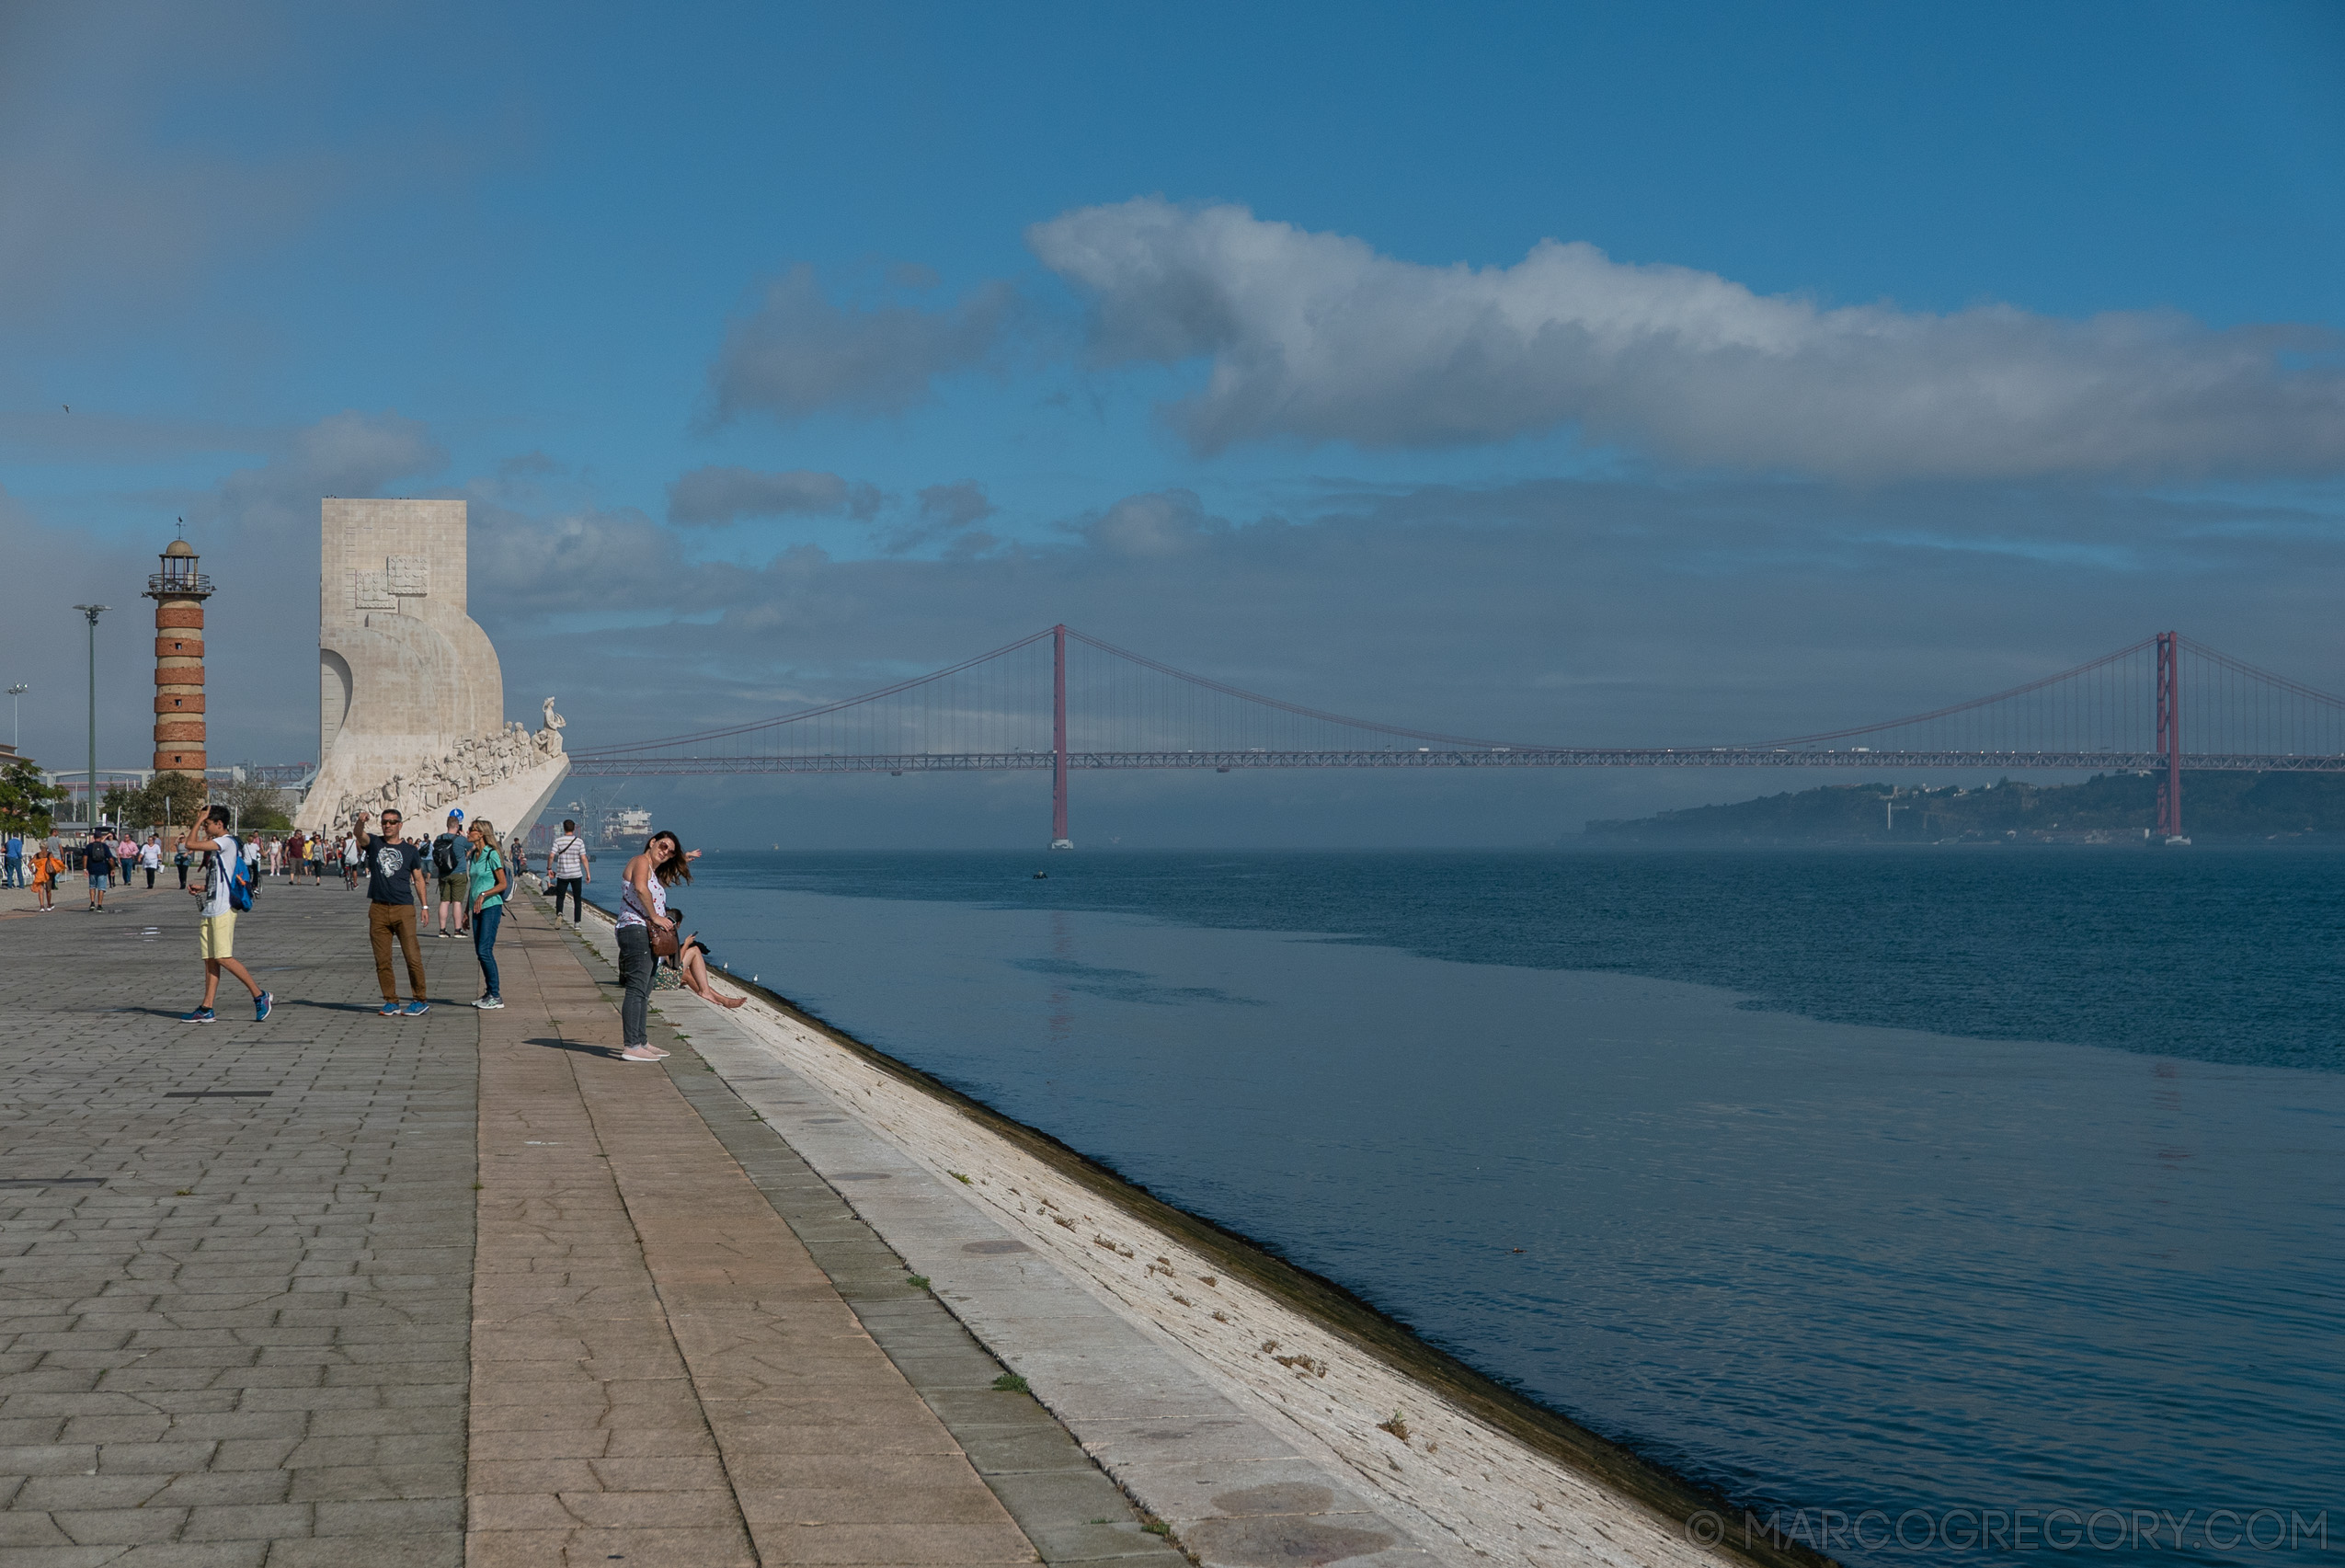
[29,846,64,911]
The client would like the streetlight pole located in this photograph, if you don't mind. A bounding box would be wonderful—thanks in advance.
[6,684,24,752]
[71,606,108,829]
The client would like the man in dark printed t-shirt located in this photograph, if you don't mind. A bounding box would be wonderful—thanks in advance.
[363,809,434,1016]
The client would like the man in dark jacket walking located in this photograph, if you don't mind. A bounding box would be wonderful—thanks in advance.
[84,833,114,911]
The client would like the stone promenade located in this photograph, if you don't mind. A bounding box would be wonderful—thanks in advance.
[0,880,1172,1566]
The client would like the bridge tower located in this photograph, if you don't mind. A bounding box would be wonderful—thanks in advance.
[1049,624,1073,849]
[2156,631,2182,841]
[144,538,213,781]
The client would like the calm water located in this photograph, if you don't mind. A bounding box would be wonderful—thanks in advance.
[668,850,2343,1565]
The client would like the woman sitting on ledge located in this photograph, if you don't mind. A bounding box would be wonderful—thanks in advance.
[657,905,747,1010]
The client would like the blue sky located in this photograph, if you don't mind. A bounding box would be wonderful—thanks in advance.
[4,1,2341,844]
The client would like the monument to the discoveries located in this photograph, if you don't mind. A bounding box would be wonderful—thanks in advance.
[295,498,568,837]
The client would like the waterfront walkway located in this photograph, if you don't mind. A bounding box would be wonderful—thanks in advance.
[0,880,1177,1565]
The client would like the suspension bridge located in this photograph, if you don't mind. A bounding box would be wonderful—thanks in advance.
[559,627,2345,845]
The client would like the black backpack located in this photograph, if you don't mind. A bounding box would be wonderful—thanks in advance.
[432,833,462,876]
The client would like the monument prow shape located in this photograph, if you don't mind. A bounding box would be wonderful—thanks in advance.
[296,498,569,839]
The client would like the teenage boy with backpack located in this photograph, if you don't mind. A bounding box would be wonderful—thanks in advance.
[84,832,114,911]
[182,805,270,1024]
[430,810,472,938]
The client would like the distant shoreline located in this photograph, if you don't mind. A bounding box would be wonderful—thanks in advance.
[1587,770,2345,846]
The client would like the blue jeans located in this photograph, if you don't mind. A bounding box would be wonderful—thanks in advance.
[3,856,17,887]
[472,904,503,1000]
[616,924,653,1047]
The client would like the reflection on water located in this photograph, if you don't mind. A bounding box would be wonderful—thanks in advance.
[684,852,2345,1567]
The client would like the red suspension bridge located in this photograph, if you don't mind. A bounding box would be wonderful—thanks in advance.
[564,627,2345,844]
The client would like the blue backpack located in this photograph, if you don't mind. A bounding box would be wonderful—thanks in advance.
[226,841,257,912]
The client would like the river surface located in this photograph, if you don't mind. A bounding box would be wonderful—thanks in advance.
[659,849,2343,1565]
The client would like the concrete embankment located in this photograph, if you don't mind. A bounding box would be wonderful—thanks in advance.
[569,893,1829,1568]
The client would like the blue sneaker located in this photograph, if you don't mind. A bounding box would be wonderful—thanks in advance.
[379,1002,402,1016]
[402,1001,430,1017]
[181,1008,215,1024]
[254,991,273,1022]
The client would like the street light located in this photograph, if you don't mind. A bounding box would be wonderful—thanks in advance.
[6,684,24,752]
[71,606,108,829]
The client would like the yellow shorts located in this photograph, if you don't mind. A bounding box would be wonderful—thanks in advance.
[200,913,235,960]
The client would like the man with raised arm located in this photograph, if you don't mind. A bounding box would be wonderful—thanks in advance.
[181,804,270,1025]
[363,807,433,1017]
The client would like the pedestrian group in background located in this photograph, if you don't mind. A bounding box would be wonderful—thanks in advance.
[8,804,738,1047]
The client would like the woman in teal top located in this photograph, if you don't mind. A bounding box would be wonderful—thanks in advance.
[465,819,511,1010]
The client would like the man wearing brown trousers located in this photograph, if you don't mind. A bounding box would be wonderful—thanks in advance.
[363,807,433,1016]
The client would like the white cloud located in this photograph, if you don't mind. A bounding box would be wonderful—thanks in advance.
[709,265,1017,423]
[667,465,882,526]
[917,480,996,532]
[1027,198,2345,480]
[862,479,1001,557]
[470,503,708,612]
[1076,489,1224,558]
[204,411,443,545]
[0,409,446,769]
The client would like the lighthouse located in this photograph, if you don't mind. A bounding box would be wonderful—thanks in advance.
[144,538,213,777]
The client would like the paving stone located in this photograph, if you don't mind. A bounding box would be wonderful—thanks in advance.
[3,883,1229,1565]
[109,1544,270,1568]
[0,885,475,1562]
[469,910,1047,1564]
[51,1505,193,1544]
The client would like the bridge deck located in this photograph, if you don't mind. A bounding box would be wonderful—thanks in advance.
[565,749,2345,775]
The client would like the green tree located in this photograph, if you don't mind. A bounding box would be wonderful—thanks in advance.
[103,782,155,831]
[0,760,67,835]
[130,773,209,834]
[218,777,292,832]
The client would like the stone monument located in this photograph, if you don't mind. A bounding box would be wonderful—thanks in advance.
[295,498,569,837]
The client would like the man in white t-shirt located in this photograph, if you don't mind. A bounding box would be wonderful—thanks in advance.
[546,819,590,924]
[181,805,271,1025]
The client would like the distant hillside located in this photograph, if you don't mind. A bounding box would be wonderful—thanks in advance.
[1584,772,2345,844]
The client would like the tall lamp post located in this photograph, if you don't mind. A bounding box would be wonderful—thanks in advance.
[6,684,24,752]
[71,606,108,828]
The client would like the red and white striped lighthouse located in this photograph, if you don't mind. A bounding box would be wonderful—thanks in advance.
[144,538,213,776]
